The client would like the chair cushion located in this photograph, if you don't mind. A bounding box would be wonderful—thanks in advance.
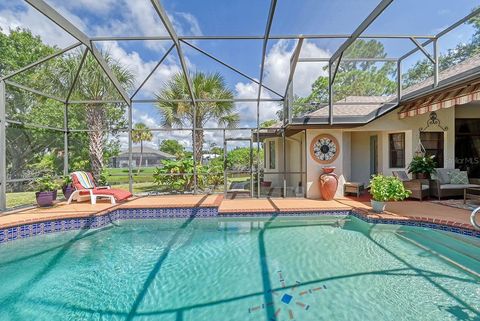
[421,184,429,190]
[440,184,480,190]
[72,171,96,189]
[433,168,459,184]
[80,188,132,201]
[449,171,469,184]
[393,171,409,182]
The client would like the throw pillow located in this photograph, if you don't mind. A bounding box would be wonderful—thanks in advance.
[449,171,469,185]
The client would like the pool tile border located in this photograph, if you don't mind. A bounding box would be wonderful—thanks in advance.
[0,207,478,245]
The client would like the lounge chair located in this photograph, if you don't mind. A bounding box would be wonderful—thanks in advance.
[67,171,132,205]
[392,170,430,201]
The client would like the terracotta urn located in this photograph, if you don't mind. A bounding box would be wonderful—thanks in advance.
[319,166,338,201]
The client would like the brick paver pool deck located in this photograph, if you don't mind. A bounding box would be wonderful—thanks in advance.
[0,195,475,231]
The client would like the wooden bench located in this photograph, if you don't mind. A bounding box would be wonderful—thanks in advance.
[344,182,365,197]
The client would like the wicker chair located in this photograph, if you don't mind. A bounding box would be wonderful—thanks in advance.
[392,171,430,201]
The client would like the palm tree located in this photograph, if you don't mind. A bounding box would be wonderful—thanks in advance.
[132,123,153,173]
[50,50,134,180]
[155,72,239,163]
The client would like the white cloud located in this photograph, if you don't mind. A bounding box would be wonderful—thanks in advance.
[263,39,330,97]
[100,41,180,96]
[0,4,76,47]
[1,0,202,51]
[233,39,330,124]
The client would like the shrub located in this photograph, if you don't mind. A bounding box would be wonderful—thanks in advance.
[369,175,411,202]
[407,155,437,176]
[35,175,60,192]
[153,159,197,192]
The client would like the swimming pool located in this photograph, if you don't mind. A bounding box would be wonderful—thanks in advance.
[0,215,478,321]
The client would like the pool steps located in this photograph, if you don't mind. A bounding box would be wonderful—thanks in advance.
[394,231,480,279]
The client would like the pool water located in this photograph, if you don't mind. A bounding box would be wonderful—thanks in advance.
[0,216,478,321]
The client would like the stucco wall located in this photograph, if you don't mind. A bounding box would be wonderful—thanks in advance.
[351,107,456,178]
[306,129,346,199]
[265,103,479,199]
[263,137,283,187]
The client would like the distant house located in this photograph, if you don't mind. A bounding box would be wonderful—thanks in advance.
[111,146,175,168]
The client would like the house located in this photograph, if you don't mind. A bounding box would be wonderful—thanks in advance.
[111,146,175,168]
[262,54,480,199]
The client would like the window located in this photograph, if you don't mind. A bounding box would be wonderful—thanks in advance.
[420,132,444,168]
[269,141,275,169]
[389,133,405,168]
[456,119,480,178]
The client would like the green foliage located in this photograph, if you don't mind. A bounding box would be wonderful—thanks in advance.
[290,40,396,118]
[206,162,224,190]
[369,175,411,202]
[152,158,224,193]
[156,72,239,161]
[407,155,437,175]
[403,7,480,87]
[226,147,263,171]
[1,29,134,188]
[0,28,56,76]
[98,168,110,186]
[159,139,185,157]
[62,175,72,187]
[132,123,153,145]
[260,119,278,128]
[153,159,197,192]
[35,175,60,192]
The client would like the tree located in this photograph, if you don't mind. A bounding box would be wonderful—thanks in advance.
[52,51,134,180]
[226,147,263,171]
[159,139,185,158]
[156,72,239,163]
[260,119,278,128]
[132,123,153,172]
[403,7,480,87]
[1,29,63,191]
[290,40,396,118]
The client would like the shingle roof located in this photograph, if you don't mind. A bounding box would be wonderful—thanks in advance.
[117,146,175,158]
[298,53,480,120]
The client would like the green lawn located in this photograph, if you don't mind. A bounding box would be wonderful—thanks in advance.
[5,172,252,209]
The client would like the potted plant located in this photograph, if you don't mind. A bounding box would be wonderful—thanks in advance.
[62,175,74,200]
[35,176,60,207]
[369,175,411,213]
[407,155,437,179]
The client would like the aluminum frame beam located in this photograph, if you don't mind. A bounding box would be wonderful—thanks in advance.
[399,7,480,61]
[150,0,197,107]
[329,0,393,63]
[1,42,82,81]
[299,57,398,62]
[284,38,304,98]
[25,0,131,105]
[0,81,6,210]
[409,37,435,63]
[181,40,283,98]
[4,80,66,103]
[133,98,283,103]
[65,47,88,103]
[130,44,175,99]
[89,34,436,42]
[256,0,277,198]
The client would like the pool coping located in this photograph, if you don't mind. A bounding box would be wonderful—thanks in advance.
[0,204,479,245]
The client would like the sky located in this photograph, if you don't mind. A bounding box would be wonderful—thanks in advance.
[0,0,478,150]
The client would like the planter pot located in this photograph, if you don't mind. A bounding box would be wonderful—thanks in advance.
[319,166,338,201]
[413,173,428,179]
[62,184,74,200]
[371,200,386,213]
[260,181,272,187]
[36,190,57,207]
